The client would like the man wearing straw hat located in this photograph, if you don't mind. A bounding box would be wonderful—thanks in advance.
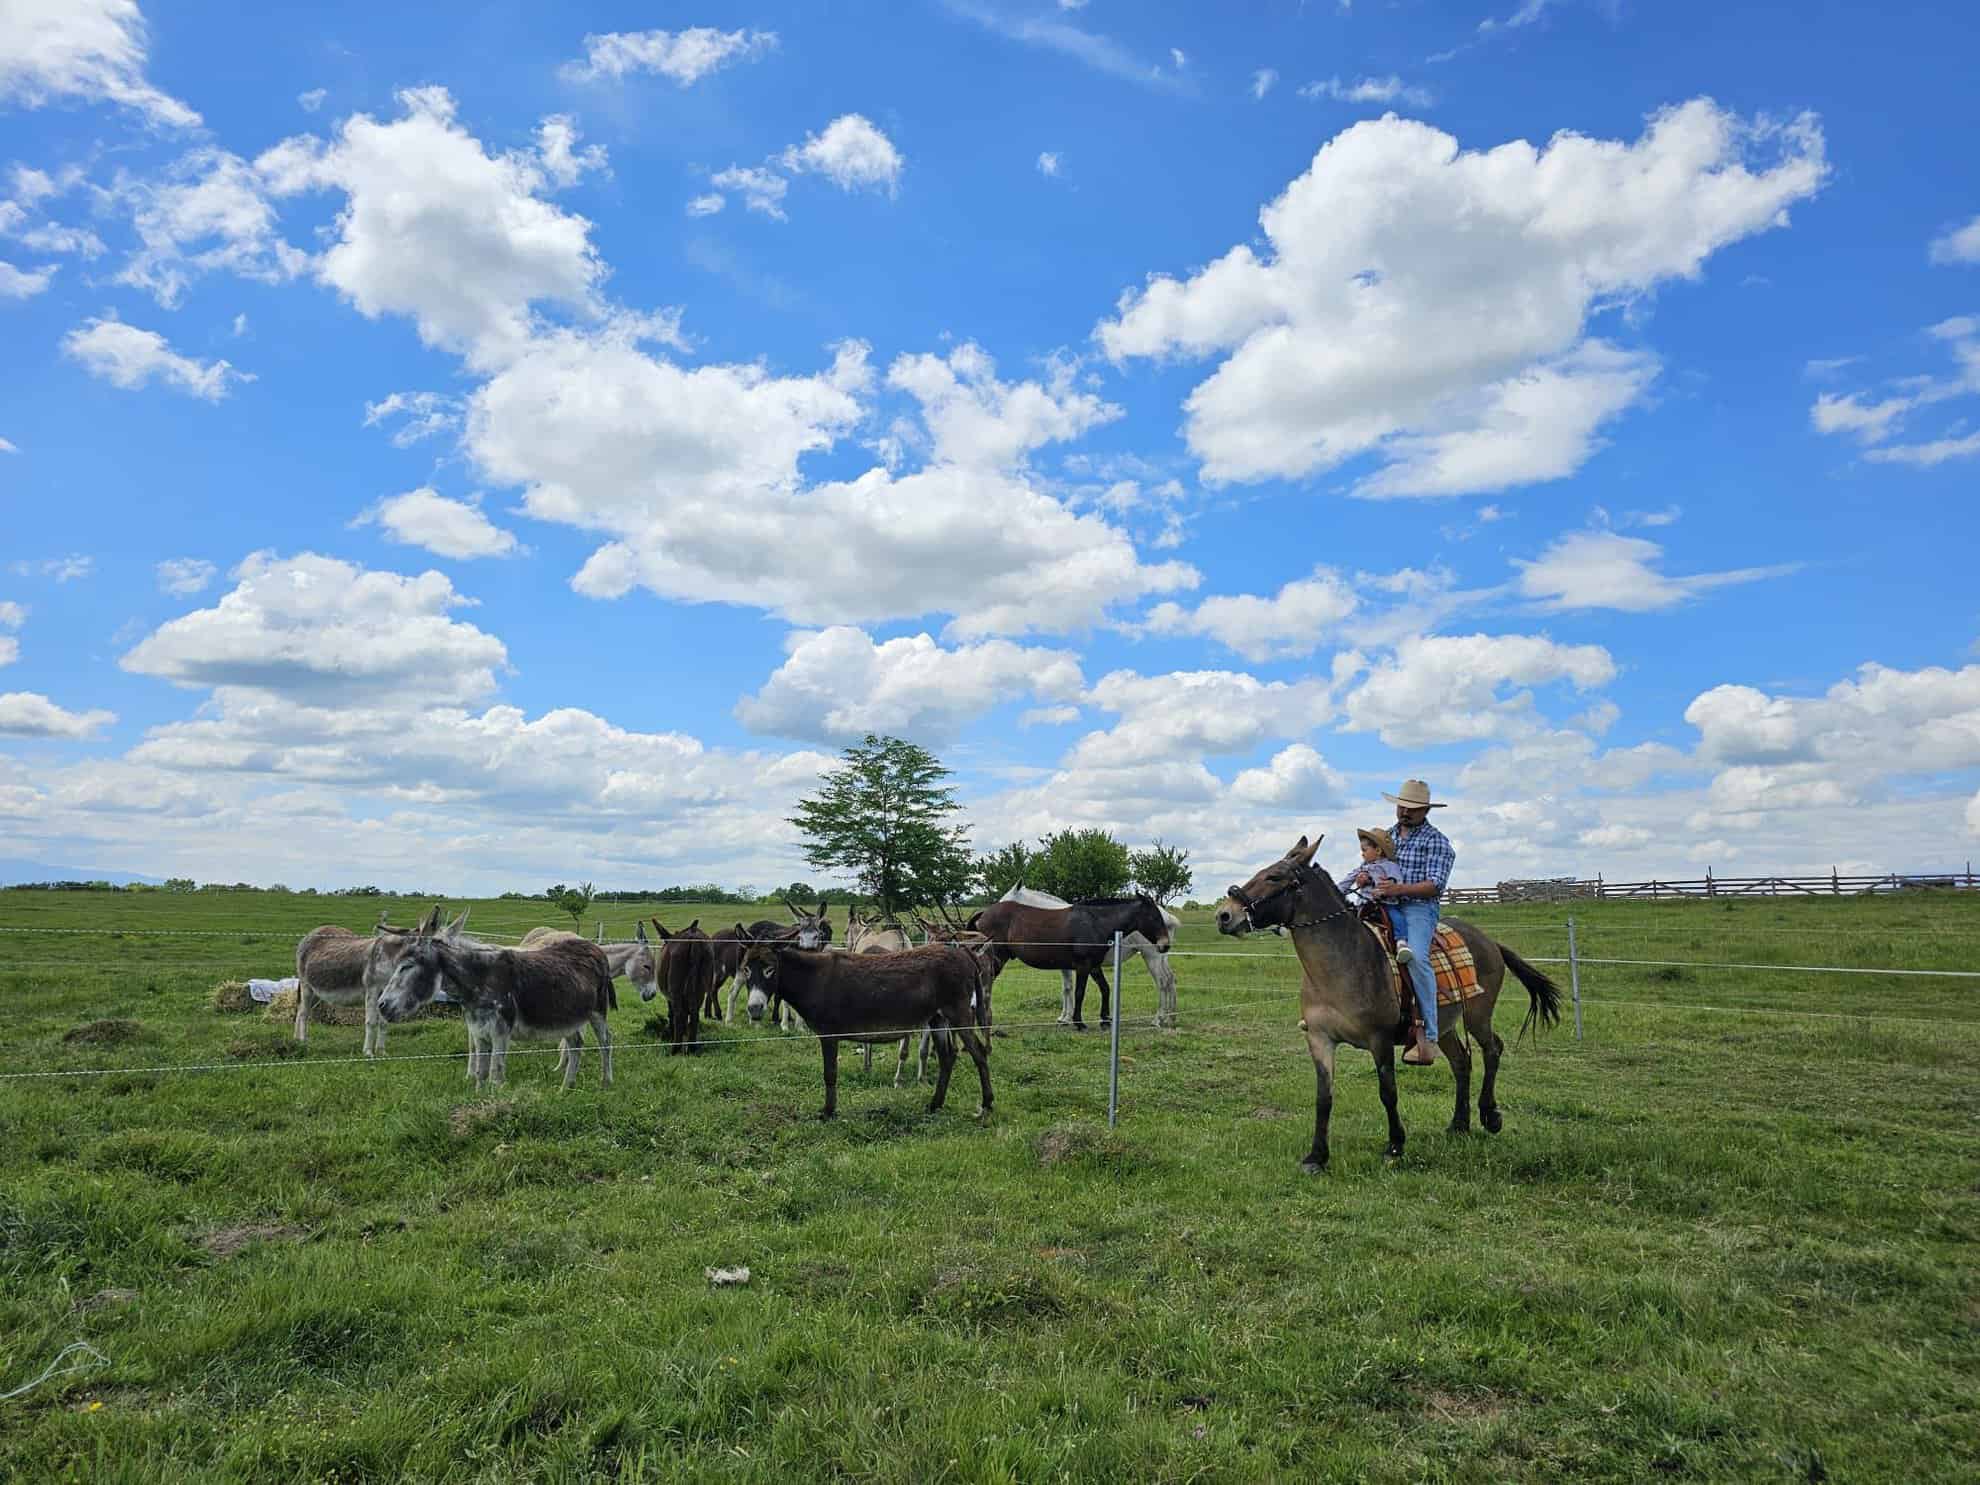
[1368,779,1455,1066]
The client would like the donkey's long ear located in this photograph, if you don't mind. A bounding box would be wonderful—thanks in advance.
[1290,837,1320,868]
[1286,834,1309,859]
[418,904,443,935]
[686,917,700,933]
[443,908,470,939]
[649,917,672,940]
[782,895,801,921]
[636,921,648,944]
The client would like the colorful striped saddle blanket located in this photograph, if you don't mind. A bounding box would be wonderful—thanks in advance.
[1361,912,1483,1013]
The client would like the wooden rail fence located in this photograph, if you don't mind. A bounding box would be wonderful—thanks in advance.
[1442,867,1980,906]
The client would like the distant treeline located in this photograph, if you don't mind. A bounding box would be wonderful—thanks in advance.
[0,879,865,904]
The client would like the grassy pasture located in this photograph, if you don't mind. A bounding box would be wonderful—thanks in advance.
[1,888,1976,1482]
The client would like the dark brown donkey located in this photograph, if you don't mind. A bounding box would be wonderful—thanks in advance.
[739,940,992,1121]
[967,894,1171,1029]
[650,918,714,1055]
[1216,835,1561,1173]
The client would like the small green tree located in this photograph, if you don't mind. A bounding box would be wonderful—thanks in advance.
[975,841,1034,900]
[552,881,595,933]
[789,735,976,917]
[1128,839,1193,905]
[1031,828,1132,902]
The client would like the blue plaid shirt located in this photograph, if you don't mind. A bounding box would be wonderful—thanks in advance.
[1391,818,1455,897]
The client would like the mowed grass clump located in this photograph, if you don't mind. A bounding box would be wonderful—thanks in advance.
[0,888,1975,1480]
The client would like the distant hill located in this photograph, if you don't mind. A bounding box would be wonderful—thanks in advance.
[0,860,167,888]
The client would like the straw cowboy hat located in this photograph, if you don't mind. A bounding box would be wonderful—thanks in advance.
[1355,826,1397,859]
[1382,779,1447,810]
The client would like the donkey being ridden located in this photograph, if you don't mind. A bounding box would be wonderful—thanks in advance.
[293,905,469,1055]
[740,939,992,1121]
[967,894,1172,1030]
[1216,835,1561,1173]
[518,923,660,1004]
[376,931,616,1090]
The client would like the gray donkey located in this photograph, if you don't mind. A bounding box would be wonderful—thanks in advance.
[376,932,616,1091]
[292,905,469,1056]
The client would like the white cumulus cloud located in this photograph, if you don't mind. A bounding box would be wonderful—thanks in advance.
[1928,213,1980,266]
[0,691,116,738]
[354,488,522,561]
[62,318,249,400]
[736,626,1084,744]
[1513,529,1796,611]
[1144,566,1359,661]
[0,0,199,127]
[780,114,904,194]
[1098,101,1826,492]
[256,87,605,370]
[120,551,509,705]
[561,27,776,85]
[155,558,215,596]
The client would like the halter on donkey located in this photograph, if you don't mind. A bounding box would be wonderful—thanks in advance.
[1219,835,1561,1174]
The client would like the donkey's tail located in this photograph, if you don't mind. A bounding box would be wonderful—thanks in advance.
[1500,943,1563,1040]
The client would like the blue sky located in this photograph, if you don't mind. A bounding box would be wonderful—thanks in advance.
[2,0,1977,895]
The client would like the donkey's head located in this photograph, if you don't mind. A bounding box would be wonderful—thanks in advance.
[739,935,783,1022]
[627,921,660,1002]
[376,933,454,1022]
[1217,835,1324,937]
[1128,893,1173,952]
[787,896,832,951]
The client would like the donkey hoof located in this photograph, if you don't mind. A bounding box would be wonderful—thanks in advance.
[1446,1119,1471,1135]
[1298,1157,1327,1176]
[1384,1144,1405,1162]
[1098,1018,1112,1028]
[1072,1022,1089,1032]
[1481,1109,1504,1135]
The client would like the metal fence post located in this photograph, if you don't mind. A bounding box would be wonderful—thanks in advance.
[1566,916,1583,1043]
[1107,930,1123,1128]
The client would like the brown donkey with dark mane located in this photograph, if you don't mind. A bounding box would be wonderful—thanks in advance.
[650,918,714,1055]
[739,939,992,1121]
[1217,835,1561,1173]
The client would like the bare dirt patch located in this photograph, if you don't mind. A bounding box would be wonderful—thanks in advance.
[76,1287,139,1312]
[1415,1386,1511,1426]
[64,1019,141,1044]
[198,1222,307,1260]
[449,1098,518,1137]
[225,1036,303,1060]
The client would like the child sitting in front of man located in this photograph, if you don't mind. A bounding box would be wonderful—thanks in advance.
[1342,827,1415,966]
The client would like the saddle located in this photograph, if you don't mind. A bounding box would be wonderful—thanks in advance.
[1356,904,1483,1035]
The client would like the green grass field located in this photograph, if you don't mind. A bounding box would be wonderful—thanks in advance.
[2,888,1976,1482]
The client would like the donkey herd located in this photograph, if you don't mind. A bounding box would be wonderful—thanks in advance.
[293,888,1175,1123]
[292,836,1561,1166]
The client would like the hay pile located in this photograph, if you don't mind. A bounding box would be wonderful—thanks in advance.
[210,980,256,1013]
[262,988,459,1026]
[263,987,365,1027]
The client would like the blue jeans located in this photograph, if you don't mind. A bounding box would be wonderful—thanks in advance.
[1393,898,1441,1041]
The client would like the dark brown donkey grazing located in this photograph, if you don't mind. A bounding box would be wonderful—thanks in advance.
[739,940,993,1121]
[1217,835,1561,1173]
[375,932,616,1091]
[967,894,1171,1029]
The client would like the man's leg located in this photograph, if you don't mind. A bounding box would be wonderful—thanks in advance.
[1398,900,1440,1061]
